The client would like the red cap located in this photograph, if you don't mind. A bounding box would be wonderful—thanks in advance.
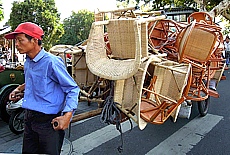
[5,22,44,40]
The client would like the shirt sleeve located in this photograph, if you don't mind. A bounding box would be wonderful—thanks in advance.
[51,57,80,113]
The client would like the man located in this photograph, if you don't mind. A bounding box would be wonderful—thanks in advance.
[6,22,80,155]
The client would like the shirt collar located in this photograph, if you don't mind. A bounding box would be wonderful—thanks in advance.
[26,48,45,62]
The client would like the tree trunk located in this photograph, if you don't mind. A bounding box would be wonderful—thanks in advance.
[209,0,230,20]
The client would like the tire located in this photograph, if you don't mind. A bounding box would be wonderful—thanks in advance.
[0,86,17,122]
[198,97,210,117]
[9,109,25,134]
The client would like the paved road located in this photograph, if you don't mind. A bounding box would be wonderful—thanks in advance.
[1,70,230,155]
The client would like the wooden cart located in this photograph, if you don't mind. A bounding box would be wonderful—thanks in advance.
[49,9,225,129]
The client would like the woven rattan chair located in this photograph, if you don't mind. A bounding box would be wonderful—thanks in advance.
[177,21,217,63]
[176,20,218,100]
[85,19,143,80]
[114,58,191,129]
[140,61,191,125]
[86,16,165,80]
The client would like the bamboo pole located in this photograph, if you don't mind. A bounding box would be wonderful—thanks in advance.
[71,108,103,123]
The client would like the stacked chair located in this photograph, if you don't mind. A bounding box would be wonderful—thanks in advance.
[85,15,192,129]
[49,9,225,130]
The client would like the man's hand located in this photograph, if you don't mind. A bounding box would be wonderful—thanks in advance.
[51,111,73,130]
[9,83,25,101]
[9,90,23,101]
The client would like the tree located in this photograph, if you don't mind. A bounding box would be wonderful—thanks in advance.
[0,0,4,22]
[57,10,94,45]
[8,0,64,50]
[116,0,230,33]
[209,0,230,20]
[117,0,196,10]
[116,0,230,18]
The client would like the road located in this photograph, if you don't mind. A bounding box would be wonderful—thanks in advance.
[0,69,230,155]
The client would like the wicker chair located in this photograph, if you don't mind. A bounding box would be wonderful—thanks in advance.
[177,21,217,63]
[85,19,142,80]
[49,45,81,62]
[140,60,191,125]
[176,20,218,100]
[114,58,191,129]
[85,17,165,80]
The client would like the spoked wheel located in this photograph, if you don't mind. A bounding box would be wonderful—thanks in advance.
[198,96,210,117]
[9,109,25,134]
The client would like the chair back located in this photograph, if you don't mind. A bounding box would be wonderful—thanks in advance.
[177,21,217,63]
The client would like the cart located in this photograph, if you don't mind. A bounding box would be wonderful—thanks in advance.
[84,10,225,130]
[49,8,225,130]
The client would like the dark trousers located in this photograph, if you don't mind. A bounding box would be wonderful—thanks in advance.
[226,51,230,65]
[22,109,65,155]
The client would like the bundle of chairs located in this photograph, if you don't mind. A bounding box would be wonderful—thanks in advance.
[86,11,194,129]
[50,8,225,130]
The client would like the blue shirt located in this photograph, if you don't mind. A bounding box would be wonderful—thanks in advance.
[22,49,80,114]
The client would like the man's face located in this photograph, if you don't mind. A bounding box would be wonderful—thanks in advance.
[15,34,35,54]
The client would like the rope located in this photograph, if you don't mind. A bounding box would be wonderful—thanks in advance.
[100,81,133,153]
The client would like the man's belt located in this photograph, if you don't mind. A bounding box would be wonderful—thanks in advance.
[26,109,61,123]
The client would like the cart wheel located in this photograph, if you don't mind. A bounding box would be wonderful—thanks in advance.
[88,100,91,106]
[9,109,25,135]
[198,97,210,117]
[0,87,16,122]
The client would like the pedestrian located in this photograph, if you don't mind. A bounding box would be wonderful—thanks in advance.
[224,35,230,66]
[6,22,80,155]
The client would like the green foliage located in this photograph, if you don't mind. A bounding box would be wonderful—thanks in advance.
[57,10,94,45]
[221,17,230,35]
[116,0,224,11]
[0,0,4,21]
[8,0,64,50]
[116,0,230,32]
[203,0,222,11]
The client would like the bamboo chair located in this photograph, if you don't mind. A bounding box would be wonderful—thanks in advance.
[140,60,191,124]
[176,20,218,101]
[113,57,161,130]
[114,58,191,129]
[195,22,224,81]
